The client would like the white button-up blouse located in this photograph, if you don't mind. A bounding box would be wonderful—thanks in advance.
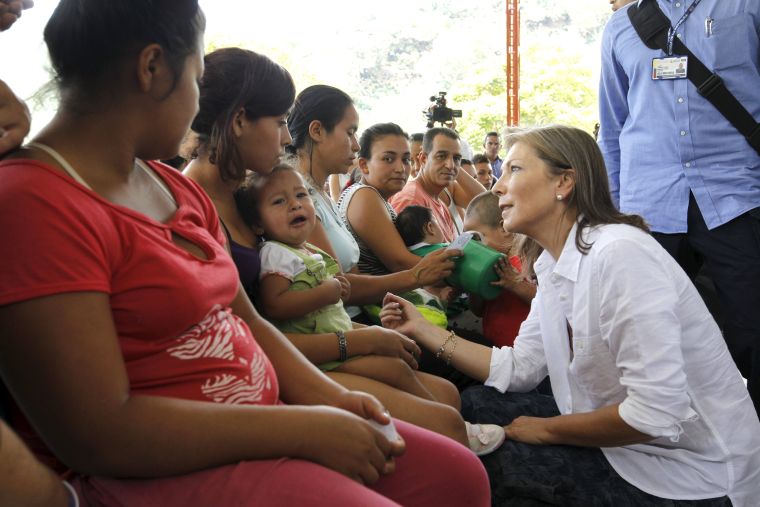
[486,223,760,506]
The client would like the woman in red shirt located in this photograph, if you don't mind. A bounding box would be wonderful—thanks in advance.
[0,1,488,505]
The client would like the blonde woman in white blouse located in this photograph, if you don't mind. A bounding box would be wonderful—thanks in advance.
[381,125,760,506]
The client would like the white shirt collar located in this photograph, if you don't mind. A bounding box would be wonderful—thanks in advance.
[534,220,584,283]
[408,241,433,251]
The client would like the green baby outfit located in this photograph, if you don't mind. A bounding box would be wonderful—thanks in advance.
[258,241,353,371]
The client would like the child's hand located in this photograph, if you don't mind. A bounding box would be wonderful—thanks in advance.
[491,256,521,291]
[335,274,351,303]
[319,277,344,304]
[380,293,429,339]
[422,284,458,306]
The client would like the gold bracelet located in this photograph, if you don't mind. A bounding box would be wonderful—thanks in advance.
[435,330,456,360]
[445,334,459,366]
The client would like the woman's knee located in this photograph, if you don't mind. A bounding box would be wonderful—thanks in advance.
[389,420,491,507]
[382,357,422,386]
[417,372,461,409]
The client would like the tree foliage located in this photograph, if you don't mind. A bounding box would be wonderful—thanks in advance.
[199,0,611,154]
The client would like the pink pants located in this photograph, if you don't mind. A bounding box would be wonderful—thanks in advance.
[71,419,490,506]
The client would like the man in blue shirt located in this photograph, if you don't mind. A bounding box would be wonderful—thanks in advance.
[598,0,760,416]
[482,131,503,179]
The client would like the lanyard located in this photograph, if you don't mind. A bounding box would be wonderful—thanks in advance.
[666,0,703,55]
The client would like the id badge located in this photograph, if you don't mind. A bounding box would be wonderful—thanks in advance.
[652,56,688,80]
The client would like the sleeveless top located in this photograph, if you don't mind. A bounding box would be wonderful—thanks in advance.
[221,220,261,303]
[337,182,396,276]
[442,187,464,236]
[306,182,360,273]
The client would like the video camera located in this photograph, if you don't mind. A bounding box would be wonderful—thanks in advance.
[424,91,462,128]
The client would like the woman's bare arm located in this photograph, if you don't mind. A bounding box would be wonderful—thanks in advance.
[283,325,420,368]
[504,404,653,447]
[0,291,396,480]
[345,187,421,272]
[451,168,487,209]
[0,421,68,507]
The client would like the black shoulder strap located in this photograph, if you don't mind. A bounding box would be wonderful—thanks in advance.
[628,0,760,155]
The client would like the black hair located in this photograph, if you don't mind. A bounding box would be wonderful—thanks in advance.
[483,131,500,143]
[395,205,435,247]
[234,164,300,228]
[286,85,353,155]
[472,153,490,165]
[410,132,424,143]
[44,0,204,104]
[191,48,295,181]
[422,127,459,154]
[461,159,473,166]
[358,122,408,159]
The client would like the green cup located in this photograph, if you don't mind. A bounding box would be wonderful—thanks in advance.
[411,236,503,300]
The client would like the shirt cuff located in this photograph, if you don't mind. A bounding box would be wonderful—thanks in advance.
[484,346,513,393]
[618,396,699,442]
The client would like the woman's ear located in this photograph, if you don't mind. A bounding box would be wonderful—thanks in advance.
[308,120,324,143]
[232,108,247,138]
[557,168,576,198]
[136,43,166,94]
[357,157,370,175]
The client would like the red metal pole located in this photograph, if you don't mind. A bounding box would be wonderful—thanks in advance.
[506,0,520,126]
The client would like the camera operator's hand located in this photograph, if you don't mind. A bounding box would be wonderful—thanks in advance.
[0,0,34,32]
[0,79,31,156]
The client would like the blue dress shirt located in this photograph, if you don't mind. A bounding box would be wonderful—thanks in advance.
[598,0,760,233]
[491,157,503,179]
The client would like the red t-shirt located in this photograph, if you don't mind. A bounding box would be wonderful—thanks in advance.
[482,256,531,348]
[389,180,457,243]
[0,159,279,470]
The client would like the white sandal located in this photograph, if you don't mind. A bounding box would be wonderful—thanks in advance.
[465,422,506,456]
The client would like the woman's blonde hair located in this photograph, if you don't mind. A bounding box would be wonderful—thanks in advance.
[505,125,648,274]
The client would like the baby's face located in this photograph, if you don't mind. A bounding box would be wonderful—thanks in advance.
[255,170,316,247]
[463,218,513,254]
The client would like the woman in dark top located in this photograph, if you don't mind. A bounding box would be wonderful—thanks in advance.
[184,48,488,446]
[183,47,294,301]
